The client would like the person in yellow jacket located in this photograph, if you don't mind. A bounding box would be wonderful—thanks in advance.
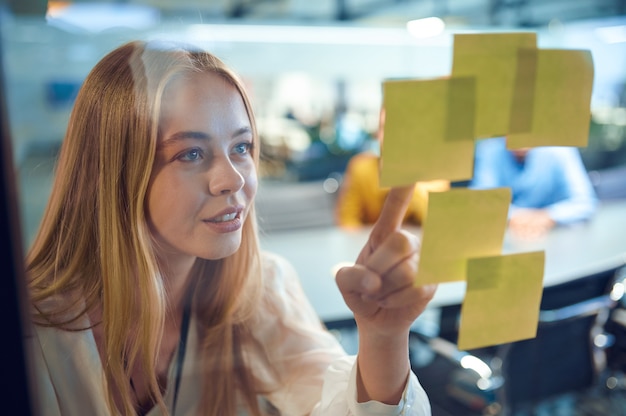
[335,108,450,228]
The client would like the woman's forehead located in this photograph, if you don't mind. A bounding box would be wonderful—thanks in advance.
[158,72,251,134]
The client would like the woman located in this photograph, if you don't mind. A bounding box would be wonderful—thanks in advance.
[26,40,436,415]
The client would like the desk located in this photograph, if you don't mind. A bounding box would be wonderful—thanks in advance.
[258,200,626,323]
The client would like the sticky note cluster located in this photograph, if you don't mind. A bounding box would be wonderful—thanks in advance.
[418,186,546,350]
[377,31,594,350]
[380,32,594,188]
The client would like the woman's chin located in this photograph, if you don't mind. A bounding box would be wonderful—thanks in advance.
[200,237,242,260]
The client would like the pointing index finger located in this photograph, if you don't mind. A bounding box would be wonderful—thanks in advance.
[355,184,415,265]
[372,185,415,236]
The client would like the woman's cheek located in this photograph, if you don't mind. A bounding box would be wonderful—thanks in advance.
[245,164,259,200]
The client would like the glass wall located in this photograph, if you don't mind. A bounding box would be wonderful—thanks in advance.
[2,1,625,246]
[2,1,626,413]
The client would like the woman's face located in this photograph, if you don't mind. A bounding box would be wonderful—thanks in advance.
[146,72,257,264]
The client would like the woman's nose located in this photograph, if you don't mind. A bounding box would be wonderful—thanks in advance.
[208,157,245,195]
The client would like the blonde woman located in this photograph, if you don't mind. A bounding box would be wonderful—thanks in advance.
[26,40,436,415]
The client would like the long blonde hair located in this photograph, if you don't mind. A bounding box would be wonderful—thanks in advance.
[26,40,264,415]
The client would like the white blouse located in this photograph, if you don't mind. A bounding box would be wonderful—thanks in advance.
[28,252,431,415]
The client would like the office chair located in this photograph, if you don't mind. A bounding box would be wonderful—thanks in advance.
[605,266,626,383]
[493,266,623,414]
[410,265,626,416]
[410,331,503,416]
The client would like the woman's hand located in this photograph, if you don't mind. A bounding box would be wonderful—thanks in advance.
[336,185,437,337]
[335,185,437,404]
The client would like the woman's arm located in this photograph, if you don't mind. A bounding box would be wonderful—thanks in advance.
[336,187,437,404]
[255,242,432,415]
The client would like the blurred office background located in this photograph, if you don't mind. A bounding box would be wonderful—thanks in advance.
[2,1,626,415]
[3,0,626,245]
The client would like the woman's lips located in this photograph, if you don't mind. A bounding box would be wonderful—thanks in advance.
[202,207,243,233]
[206,211,238,223]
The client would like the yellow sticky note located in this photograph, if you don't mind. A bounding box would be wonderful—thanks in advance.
[415,188,511,285]
[380,78,475,187]
[508,47,538,135]
[452,32,537,139]
[457,251,545,350]
[507,49,594,149]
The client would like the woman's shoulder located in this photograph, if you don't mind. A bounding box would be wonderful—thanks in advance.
[31,294,91,331]
[259,251,299,292]
[256,250,319,319]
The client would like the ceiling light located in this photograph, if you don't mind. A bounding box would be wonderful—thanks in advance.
[595,25,626,44]
[46,3,159,33]
[406,17,445,39]
[186,24,421,46]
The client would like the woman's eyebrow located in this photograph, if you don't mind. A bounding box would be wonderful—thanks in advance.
[159,131,209,150]
[232,126,253,138]
[159,127,252,149]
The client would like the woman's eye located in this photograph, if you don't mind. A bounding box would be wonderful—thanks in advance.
[178,148,203,162]
[234,142,252,155]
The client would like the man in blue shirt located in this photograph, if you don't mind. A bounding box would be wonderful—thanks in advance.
[470,136,598,239]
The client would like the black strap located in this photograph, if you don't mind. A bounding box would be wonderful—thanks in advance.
[171,303,191,415]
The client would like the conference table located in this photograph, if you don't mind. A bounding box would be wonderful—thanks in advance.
[258,199,626,325]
